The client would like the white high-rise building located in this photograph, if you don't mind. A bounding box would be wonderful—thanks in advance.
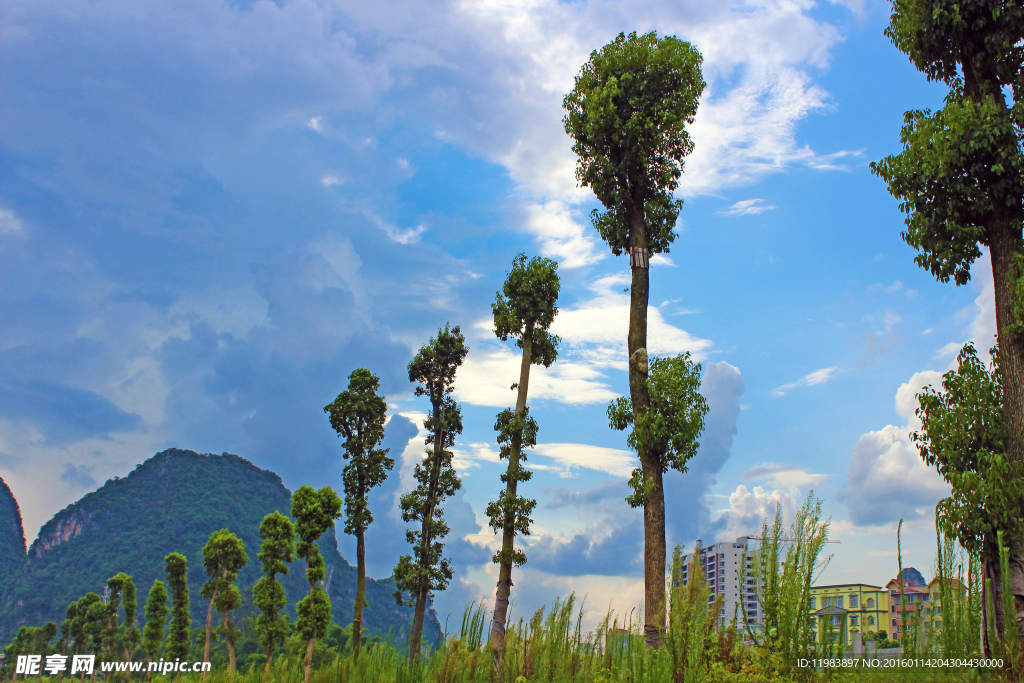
[680,537,762,631]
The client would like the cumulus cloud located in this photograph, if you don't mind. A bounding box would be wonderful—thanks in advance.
[741,463,827,490]
[770,366,839,397]
[838,251,996,528]
[719,484,797,540]
[837,425,949,526]
[531,443,634,478]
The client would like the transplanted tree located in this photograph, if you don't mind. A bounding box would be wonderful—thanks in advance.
[563,31,705,648]
[143,580,169,672]
[291,485,342,683]
[164,553,191,667]
[485,254,559,671]
[913,343,1024,652]
[215,582,243,677]
[607,353,708,641]
[870,0,1024,649]
[200,530,248,678]
[253,511,294,680]
[394,324,469,666]
[120,574,142,663]
[324,368,394,664]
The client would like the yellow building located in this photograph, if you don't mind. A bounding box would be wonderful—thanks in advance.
[808,584,888,645]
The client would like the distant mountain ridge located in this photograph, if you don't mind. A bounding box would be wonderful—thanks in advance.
[0,476,27,603]
[0,449,437,643]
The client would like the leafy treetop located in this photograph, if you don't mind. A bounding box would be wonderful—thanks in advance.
[563,31,705,256]
[492,253,561,367]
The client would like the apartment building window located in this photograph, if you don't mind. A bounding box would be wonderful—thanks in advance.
[830,616,841,627]
[849,595,858,608]
[809,597,816,609]
[850,616,858,626]
[867,598,874,608]
[824,596,843,608]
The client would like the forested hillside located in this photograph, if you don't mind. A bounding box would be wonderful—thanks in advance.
[0,476,27,605]
[0,449,436,642]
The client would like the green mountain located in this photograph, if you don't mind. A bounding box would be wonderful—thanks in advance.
[0,449,437,643]
[0,476,27,603]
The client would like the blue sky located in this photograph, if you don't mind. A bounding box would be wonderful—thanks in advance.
[0,0,991,625]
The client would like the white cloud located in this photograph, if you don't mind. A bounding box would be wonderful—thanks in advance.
[520,201,603,268]
[837,425,949,527]
[307,116,324,132]
[320,174,344,187]
[718,198,775,216]
[0,207,24,235]
[531,442,635,478]
[452,441,501,473]
[770,366,839,397]
[719,484,797,540]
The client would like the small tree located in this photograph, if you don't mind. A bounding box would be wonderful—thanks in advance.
[394,323,468,666]
[564,30,705,648]
[291,485,343,683]
[486,254,560,671]
[200,529,248,678]
[214,583,243,677]
[253,511,294,680]
[324,368,394,664]
[142,580,169,670]
[164,553,191,666]
[121,575,142,663]
[744,493,831,681]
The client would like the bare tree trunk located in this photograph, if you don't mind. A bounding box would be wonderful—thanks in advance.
[202,580,219,681]
[626,196,662,649]
[489,328,534,676]
[263,647,273,682]
[408,585,429,668]
[987,219,1024,653]
[353,529,366,664]
[223,612,235,679]
[303,637,314,683]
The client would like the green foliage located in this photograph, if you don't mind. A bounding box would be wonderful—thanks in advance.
[394,325,468,607]
[913,343,1024,553]
[254,511,295,661]
[167,552,193,661]
[485,408,538,567]
[324,368,394,538]
[744,493,831,681]
[292,486,342,644]
[986,531,1024,677]
[933,524,982,661]
[608,353,708,507]
[666,543,724,683]
[870,98,1023,286]
[563,31,704,255]
[144,579,170,661]
[202,530,249,601]
[491,253,561,367]
[870,0,1024,286]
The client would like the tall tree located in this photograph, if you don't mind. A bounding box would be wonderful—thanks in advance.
[485,254,560,671]
[253,511,294,681]
[200,530,248,678]
[913,343,1024,651]
[142,580,169,670]
[164,553,190,667]
[291,486,342,683]
[324,368,394,664]
[394,324,468,666]
[563,31,705,648]
[870,0,1024,648]
[120,575,142,664]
